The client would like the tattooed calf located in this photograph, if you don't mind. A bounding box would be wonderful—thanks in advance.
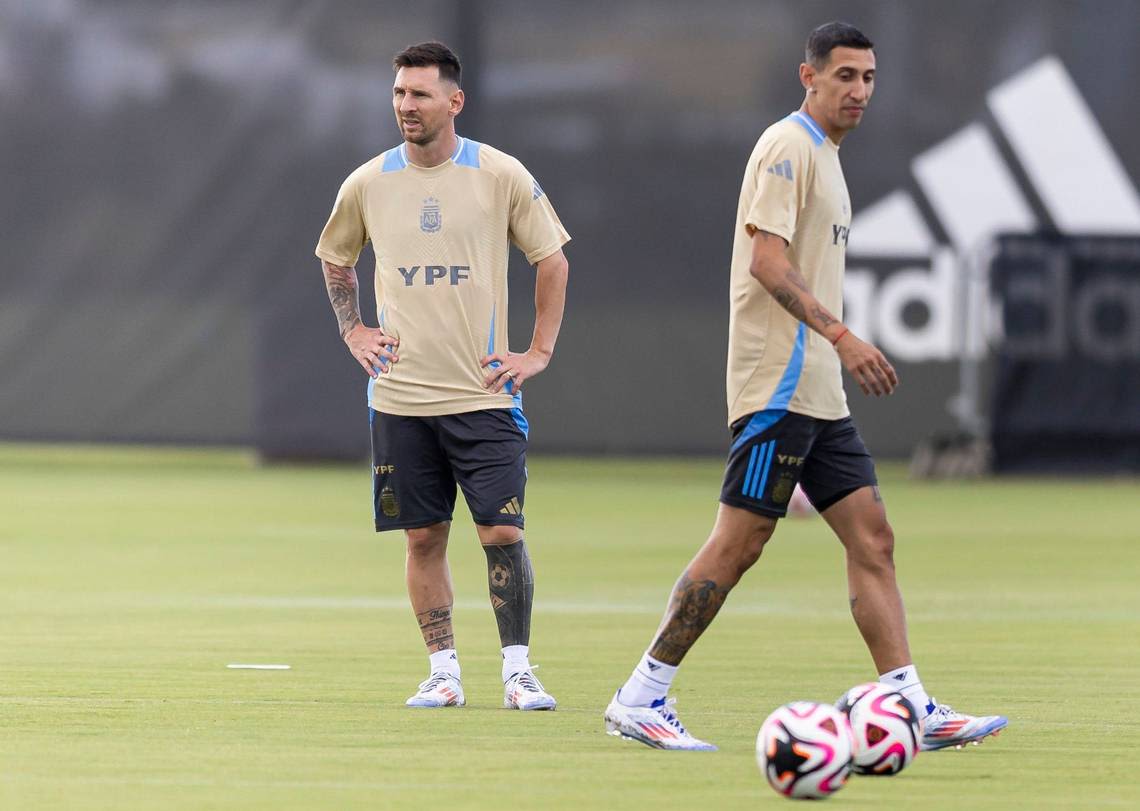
[649,571,730,665]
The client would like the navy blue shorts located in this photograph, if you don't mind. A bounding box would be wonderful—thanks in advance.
[369,408,529,532]
[719,410,877,518]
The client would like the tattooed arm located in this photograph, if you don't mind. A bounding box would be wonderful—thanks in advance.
[747,229,844,338]
[321,260,399,379]
[747,229,898,397]
[323,260,363,339]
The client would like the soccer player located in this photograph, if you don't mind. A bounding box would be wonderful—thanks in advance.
[315,42,570,710]
[603,22,1007,750]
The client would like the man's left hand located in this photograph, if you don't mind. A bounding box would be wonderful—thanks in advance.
[480,349,550,394]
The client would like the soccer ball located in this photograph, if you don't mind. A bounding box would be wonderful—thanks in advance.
[756,701,854,799]
[835,682,920,775]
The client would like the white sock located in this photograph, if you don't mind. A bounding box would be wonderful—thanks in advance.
[879,664,933,718]
[501,644,530,682]
[618,652,677,707]
[429,649,460,678]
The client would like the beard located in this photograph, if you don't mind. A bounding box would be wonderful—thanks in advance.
[400,120,437,146]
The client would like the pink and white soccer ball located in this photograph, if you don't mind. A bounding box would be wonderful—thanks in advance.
[756,701,854,799]
[835,682,920,775]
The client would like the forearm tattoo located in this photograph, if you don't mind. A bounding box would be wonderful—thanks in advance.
[810,303,838,328]
[785,268,812,294]
[773,286,807,322]
[772,268,839,331]
[483,539,534,647]
[323,262,363,338]
[774,269,811,322]
[416,605,455,653]
[648,571,730,665]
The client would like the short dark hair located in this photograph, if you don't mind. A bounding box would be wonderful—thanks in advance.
[806,22,873,67]
[393,41,462,87]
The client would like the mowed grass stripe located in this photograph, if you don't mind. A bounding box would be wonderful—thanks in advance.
[0,443,1138,810]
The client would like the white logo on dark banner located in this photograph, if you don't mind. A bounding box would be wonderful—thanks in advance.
[844,56,1140,362]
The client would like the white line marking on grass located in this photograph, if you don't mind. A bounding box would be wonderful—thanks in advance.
[226,663,291,670]
[199,595,839,617]
[196,596,1140,621]
[0,697,364,707]
[57,594,1140,622]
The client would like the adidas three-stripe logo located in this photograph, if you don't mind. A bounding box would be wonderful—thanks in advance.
[766,159,794,181]
[499,497,522,515]
[848,55,1140,258]
[742,441,776,500]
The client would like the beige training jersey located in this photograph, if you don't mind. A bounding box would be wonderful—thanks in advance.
[726,111,852,426]
[315,136,570,417]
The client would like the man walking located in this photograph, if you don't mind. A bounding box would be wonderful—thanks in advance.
[603,22,1006,750]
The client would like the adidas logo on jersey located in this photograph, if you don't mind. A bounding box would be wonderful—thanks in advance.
[499,497,522,515]
[766,159,794,181]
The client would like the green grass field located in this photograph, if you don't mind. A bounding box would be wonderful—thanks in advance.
[1,443,1138,810]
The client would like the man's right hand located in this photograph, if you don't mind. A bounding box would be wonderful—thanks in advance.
[344,324,399,378]
[835,331,898,396]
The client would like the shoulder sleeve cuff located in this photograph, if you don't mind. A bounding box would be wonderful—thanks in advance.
[315,247,360,268]
[745,222,793,244]
[525,235,571,266]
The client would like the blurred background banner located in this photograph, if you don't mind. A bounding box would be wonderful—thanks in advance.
[1,0,1138,459]
[990,235,1140,473]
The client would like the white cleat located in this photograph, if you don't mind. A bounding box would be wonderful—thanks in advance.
[603,692,717,751]
[405,671,465,708]
[504,667,557,711]
[921,700,1007,751]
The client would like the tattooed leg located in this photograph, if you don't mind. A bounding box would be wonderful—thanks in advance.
[647,571,731,665]
[647,504,776,665]
[483,539,534,647]
[405,523,454,653]
[416,605,454,652]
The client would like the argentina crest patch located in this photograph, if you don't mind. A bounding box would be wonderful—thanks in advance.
[420,197,441,233]
[771,473,796,505]
[380,484,400,518]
